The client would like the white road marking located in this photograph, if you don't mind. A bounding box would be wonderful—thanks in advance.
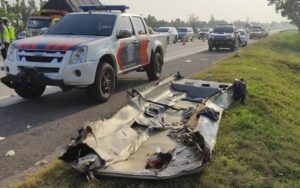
[165,47,207,63]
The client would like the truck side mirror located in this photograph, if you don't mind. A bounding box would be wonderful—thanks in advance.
[40,27,49,35]
[117,30,132,39]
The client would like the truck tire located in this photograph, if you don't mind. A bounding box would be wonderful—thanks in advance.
[15,85,46,99]
[230,46,235,52]
[87,62,116,103]
[209,45,213,52]
[173,36,177,44]
[146,52,163,80]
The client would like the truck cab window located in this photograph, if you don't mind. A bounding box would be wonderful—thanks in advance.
[132,17,147,35]
[116,16,135,37]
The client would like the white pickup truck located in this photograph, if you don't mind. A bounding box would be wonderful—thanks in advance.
[1,6,168,102]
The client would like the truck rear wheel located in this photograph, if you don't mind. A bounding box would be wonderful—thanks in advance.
[15,85,46,99]
[146,52,163,80]
[87,62,116,103]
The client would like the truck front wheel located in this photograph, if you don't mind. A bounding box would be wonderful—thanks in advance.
[146,52,163,80]
[87,62,116,103]
[15,85,46,99]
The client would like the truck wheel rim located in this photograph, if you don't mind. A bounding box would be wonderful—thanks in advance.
[101,70,113,96]
[156,56,162,74]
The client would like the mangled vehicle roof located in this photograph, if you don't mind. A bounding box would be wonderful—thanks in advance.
[60,75,246,179]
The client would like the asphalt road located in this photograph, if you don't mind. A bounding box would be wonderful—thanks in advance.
[0,37,261,184]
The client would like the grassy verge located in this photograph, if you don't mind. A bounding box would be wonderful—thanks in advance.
[11,31,300,188]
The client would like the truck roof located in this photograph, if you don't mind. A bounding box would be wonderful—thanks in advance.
[42,0,102,12]
[69,11,141,18]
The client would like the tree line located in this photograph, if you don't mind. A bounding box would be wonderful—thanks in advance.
[144,14,293,30]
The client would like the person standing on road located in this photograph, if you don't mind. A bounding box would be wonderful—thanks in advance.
[1,18,11,59]
[0,17,6,59]
[7,20,15,43]
[234,31,241,57]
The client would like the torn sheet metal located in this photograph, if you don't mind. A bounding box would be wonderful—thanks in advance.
[60,75,239,179]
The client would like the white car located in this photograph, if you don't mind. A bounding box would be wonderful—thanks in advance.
[238,29,249,47]
[157,27,178,44]
[177,27,194,42]
[1,5,168,103]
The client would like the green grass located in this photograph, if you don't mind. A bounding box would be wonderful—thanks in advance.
[11,31,300,188]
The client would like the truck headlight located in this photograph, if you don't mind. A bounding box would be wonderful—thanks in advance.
[7,43,16,61]
[209,35,214,40]
[70,47,88,64]
[226,35,232,39]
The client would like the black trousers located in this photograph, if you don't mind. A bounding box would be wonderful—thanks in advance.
[1,42,9,60]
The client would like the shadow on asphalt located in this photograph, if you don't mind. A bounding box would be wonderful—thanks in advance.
[0,78,151,137]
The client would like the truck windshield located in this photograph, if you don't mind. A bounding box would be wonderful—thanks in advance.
[178,28,187,32]
[157,28,169,32]
[239,31,246,35]
[213,27,234,34]
[47,14,117,36]
[27,18,51,29]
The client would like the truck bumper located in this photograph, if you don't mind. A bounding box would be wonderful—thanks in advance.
[208,39,234,48]
[3,59,99,87]
[1,69,64,89]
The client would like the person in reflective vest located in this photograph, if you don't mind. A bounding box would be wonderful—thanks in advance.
[7,21,15,42]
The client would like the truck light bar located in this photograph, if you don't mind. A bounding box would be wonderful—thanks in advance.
[79,5,130,12]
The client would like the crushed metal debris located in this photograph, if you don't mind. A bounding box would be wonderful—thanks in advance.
[5,150,15,157]
[60,74,247,180]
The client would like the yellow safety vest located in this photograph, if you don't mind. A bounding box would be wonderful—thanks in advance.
[8,25,15,41]
[3,25,10,43]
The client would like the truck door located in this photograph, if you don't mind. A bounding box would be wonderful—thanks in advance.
[116,16,139,71]
[131,17,151,66]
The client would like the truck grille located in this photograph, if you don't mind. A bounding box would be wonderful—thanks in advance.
[23,56,63,63]
[18,66,60,73]
[18,50,66,63]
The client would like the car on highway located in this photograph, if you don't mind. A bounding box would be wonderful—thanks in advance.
[1,5,168,103]
[199,28,210,40]
[177,27,194,42]
[249,28,264,39]
[208,25,239,51]
[157,27,178,44]
[238,29,248,47]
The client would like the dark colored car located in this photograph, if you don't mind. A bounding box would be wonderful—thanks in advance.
[208,26,238,51]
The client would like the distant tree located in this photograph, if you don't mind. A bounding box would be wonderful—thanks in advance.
[268,0,300,33]
[188,13,200,29]
[209,14,215,26]
[170,18,186,28]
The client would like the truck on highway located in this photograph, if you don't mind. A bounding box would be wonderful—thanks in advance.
[249,28,264,39]
[208,25,239,51]
[18,10,66,39]
[1,5,168,103]
[18,0,102,39]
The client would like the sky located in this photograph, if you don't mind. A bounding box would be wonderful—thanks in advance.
[100,0,286,23]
